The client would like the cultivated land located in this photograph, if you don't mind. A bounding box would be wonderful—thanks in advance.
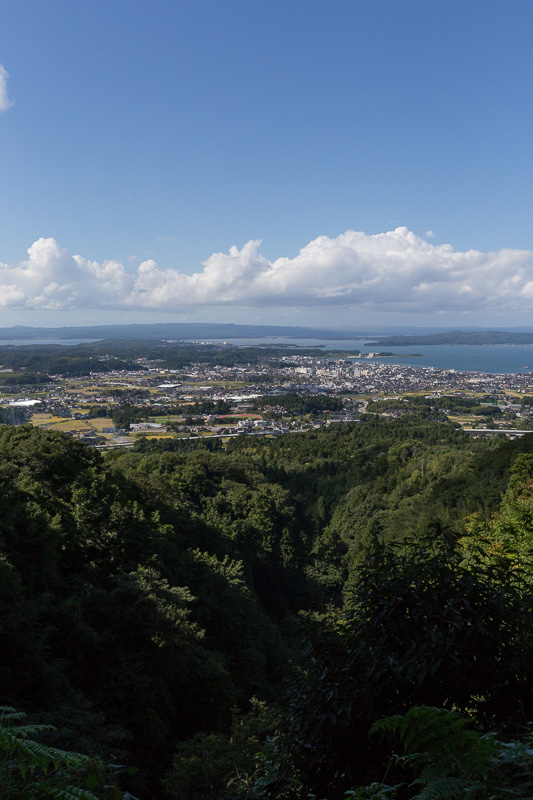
[4,338,533,800]
[1,343,533,445]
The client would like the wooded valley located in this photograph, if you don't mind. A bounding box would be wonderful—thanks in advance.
[2,415,533,799]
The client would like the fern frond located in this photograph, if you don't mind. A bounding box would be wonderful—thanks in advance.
[370,714,405,736]
[415,775,480,799]
[0,705,27,723]
[55,786,100,800]
[2,731,93,768]
[0,706,114,799]
[1,722,56,739]
[345,783,398,799]
[371,707,498,798]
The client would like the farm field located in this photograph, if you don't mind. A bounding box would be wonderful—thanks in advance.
[88,417,115,431]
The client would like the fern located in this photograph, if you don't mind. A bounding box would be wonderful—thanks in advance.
[0,707,29,724]
[0,705,116,800]
[373,706,495,779]
[55,788,105,800]
[345,784,399,799]
[367,706,533,799]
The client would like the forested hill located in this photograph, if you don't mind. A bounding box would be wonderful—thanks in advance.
[0,339,344,376]
[365,329,533,345]
[3,420,533,798]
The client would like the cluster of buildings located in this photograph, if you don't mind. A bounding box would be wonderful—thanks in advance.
[273,356,533,396]
[1,351,533,446]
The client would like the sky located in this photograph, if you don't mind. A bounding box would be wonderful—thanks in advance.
[1,0,533,330]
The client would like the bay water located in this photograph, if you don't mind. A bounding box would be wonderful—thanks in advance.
[1,336,532,375]
[197,337,533,375]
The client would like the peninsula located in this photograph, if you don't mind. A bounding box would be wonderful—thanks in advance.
[365,330,533,346]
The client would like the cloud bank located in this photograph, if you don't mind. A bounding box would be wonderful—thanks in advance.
[0,64,13,112]
[2,228,533,315]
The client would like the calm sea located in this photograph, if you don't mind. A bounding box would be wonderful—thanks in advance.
[195,337,533,375]
[1,336,532,375]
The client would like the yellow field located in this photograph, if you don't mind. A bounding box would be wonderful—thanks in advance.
[32,413,53,423]
[32,415,70,426]
[36,419,89,432]
[88,417,114,430]
[29,414,114,435]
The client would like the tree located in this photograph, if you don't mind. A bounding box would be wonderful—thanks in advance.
[273,534,533,798]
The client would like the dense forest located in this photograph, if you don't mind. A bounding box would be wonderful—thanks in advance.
[2,416,533,798]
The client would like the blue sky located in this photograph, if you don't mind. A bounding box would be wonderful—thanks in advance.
[1,0,532,329]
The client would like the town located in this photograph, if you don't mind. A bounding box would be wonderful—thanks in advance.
[2,349,533,447]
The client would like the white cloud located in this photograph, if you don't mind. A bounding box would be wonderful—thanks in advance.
[0,64,14,112]
[1,228,533,316]
[425,230,435,238]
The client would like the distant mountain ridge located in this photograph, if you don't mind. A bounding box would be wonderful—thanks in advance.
[0,322,351,341]
[3,323,533,343]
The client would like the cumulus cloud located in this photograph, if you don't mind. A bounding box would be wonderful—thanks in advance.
[0,64,13,112]
[1,228,533,315]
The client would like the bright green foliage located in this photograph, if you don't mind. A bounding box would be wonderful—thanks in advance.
[489,453,533,554]
[364,706,533,799]
[464,452,533,560]
[0,706,119,800]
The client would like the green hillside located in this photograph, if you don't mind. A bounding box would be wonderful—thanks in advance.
[2,420,533,798]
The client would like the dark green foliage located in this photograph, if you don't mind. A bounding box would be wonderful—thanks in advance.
[366,395,502,418]
[274,535,533,798]
[363,706,533,799]
[3,415,533,798]
[110,446,310,617]
[111,403,147,428]
[156,399,232,416]
[255,394,345,416]
[85,405,110,418]
[0,405,31,425]
[133,436,224,453]
[0,705,121,799]
[0,338,341,374]
[164,700,278,800]
[0,372,51,385]
[0,426,288,796]
[76,567,237,771]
